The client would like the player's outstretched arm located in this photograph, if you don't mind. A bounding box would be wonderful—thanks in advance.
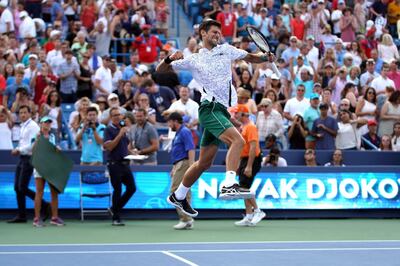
[243,52,274,64]
[244,52,281,77]
[156,51,184,73]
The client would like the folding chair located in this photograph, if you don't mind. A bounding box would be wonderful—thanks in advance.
[79,171,112,221]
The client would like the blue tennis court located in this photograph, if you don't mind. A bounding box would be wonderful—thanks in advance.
[1,240,400,266]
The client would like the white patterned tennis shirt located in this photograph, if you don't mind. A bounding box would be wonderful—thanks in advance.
[171,43,248,108]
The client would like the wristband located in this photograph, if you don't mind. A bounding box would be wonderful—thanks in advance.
[164,55,173,64]
[260,54,268,62]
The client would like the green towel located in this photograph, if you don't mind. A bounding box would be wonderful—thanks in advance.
[31,135,73,193]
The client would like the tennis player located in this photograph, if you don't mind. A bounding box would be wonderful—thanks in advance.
[157,19,278,217]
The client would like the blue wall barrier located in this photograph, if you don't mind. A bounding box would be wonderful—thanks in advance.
[0,165,399,210]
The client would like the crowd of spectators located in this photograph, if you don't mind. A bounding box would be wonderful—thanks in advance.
[0,0,399,169]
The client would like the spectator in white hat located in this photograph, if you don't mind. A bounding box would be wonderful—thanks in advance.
[19,10,36,39]
[0,0,14,35]
[100,93,127,125]
[24,54,38,81]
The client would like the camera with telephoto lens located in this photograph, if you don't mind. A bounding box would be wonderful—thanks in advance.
[268,153,277,163]
[88,122,95,127]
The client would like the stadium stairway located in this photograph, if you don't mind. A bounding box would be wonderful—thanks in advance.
[167,0,194,48]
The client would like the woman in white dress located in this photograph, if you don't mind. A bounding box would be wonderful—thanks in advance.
[355,87,377,135]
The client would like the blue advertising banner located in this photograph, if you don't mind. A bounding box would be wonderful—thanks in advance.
[0,167,399,209]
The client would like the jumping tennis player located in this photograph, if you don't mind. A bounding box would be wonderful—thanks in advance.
[156,19,278,217]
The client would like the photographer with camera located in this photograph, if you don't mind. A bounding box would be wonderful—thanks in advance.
[103,107,136,226]
[262,147,288,167]
[76,107,106,165]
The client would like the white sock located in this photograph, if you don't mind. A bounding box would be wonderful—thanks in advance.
[246,213,253,220]
[223,171,237,187]
[175,183,190,200]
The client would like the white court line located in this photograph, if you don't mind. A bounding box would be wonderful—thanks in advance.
[1,247,400,255]
[161,251,199,266]
[1,240,400,247]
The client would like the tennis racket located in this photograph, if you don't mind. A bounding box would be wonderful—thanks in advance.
[246,25,281,77]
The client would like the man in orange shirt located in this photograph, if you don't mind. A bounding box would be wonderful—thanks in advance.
[233,104,265,227]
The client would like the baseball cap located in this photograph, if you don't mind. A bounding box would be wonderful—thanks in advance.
[102,55,111,60]
[367,119,377,126]
[306,35,315,41]
[311,3,318,9]
[314,83,322,88]
[289,36,298,42]
[236,104,250,114]
[338,0,345,4]
[367,58,375,64]
[135,64,149,75]
[310,93,320,100]
[366,20,374,31]
[50,30,61,38]
[40,116,53,123]
[107,93,118,101]
[271,73,280,80]
[28,54,38,60]
[260,7,268,12]
[19,11,28,19]
[222,0,231,4]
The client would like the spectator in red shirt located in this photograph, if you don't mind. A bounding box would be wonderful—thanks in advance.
[43,30,61,54]
[31,62,57,105]
[387,59,400,90]
[132,24,163,65]
[216,0,236,43]
[291,10,305,41]
[360,28,378,59]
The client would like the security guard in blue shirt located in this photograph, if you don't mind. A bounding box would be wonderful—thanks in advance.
[103,107,136,226]
[167,112,196,230]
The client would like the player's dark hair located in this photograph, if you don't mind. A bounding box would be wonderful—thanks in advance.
[198,19,221,40]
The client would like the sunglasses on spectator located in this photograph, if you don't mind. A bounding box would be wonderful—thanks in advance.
[297,89,305,92]
[340,103,349,106]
